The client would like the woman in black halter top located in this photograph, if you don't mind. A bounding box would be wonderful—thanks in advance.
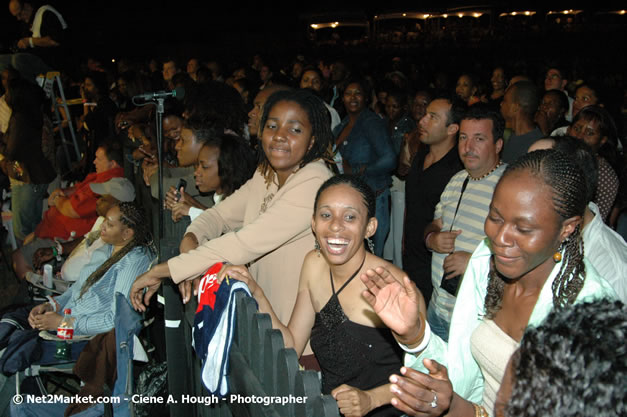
[219,175,416,417]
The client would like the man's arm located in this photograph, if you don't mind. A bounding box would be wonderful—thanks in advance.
[424,218,462,254]
[54,195,80,218]
[423,218,444,244]
[17,36,58,49]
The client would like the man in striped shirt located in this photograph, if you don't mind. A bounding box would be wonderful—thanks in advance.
[422,105,507,341]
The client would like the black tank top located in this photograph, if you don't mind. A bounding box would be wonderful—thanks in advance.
[310,261,404,417]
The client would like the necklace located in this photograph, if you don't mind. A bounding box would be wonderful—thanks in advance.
[469,160,503,181]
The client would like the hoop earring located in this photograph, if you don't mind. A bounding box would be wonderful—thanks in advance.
[314,239,321,257]
[367,237,375,254]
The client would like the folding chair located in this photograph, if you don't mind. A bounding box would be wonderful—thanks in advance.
[9,293,147,417]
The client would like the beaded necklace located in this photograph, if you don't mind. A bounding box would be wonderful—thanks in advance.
[469,160,503,181]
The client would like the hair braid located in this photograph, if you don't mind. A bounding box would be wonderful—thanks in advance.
[484,150,587,317]
[551,228,585,308]
[79,202,154,298]
[484,255,506,318]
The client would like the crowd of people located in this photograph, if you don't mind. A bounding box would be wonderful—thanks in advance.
[0,1,626,417]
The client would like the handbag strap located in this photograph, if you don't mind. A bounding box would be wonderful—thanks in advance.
[449,176,470,232]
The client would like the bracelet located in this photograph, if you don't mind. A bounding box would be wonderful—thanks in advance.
[472,403,488,417]
[404,312,426,344]
[398,321,431,354]
[28,37,34,48]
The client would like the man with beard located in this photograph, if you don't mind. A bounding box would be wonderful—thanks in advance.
[402,92,465,307]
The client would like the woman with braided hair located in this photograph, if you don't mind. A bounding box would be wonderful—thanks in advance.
[28,202,156,336]
[359,149,617,416]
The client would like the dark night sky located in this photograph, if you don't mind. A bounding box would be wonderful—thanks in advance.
[1,1,623,63]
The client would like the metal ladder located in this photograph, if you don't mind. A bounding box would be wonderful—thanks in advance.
[37,71,82,170]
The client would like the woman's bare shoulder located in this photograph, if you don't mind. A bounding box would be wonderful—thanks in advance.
[300,250,328,285]
[364,255,407,283]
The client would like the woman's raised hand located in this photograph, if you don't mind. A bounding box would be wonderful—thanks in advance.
[360,266,426,344]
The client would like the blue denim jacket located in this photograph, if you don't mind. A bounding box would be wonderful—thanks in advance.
[334,109,396,192]
[387,114,417,155]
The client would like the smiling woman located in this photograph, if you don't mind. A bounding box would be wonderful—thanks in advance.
[260,100,315,186]
[130,89,335,333]
[333,78,396,257]
[217,175,409,417]
[26,202,155,335]
[359,149,618,417]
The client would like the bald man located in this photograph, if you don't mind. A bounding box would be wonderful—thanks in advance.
[1,0,67,81]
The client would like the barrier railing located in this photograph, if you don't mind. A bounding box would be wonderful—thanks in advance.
[166,289,339,417]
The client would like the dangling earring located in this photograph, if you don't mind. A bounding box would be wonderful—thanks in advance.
[553,241,565,263]
[367,237,375,254]
[314,239,321,257]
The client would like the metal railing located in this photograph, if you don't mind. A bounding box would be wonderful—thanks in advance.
[165,288,339,417]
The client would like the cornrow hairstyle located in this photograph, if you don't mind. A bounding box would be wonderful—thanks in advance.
[79,202,155,298]
[314,174,376,219]
[484,150,588,318]
[257,89,335,185]
[551,135,599,203]
[506,299,626,417]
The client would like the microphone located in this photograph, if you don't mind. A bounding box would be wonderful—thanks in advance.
[133,86,185,101]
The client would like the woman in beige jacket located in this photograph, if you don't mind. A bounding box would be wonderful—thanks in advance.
[130,89,335,326]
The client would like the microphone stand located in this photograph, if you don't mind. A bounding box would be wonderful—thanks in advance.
[132,90,183,262]
[155,97,165,262]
